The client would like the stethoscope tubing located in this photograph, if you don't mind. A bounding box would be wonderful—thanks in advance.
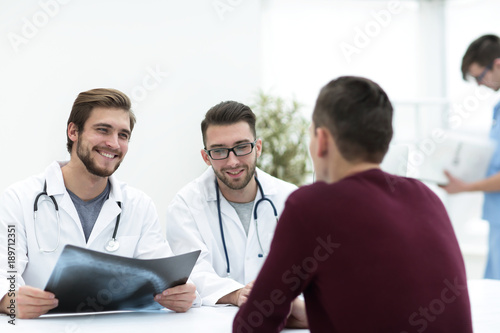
[215,176,278,276]
[33,181,61,253]
[216,183,231,276]
[33,180,121,253]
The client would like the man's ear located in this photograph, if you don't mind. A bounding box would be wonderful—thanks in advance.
[255,139,262,158]
[201,149,212,166]
[494,58,500,70]
[315,127,329,158]
[67,123,78,144]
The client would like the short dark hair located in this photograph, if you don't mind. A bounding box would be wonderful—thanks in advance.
[312,76,393,164]
[66,88,135,153]
[461,34,500,80]
[201,101,256,147]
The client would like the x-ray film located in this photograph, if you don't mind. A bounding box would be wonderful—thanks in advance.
[44,245,200,313]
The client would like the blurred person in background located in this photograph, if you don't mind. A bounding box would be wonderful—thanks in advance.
[442,34,500,280]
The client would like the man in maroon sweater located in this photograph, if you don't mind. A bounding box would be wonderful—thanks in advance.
[233,76,473,333]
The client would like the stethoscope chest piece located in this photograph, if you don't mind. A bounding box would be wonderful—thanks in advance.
[105,239,120,252]
[105,201,122,252]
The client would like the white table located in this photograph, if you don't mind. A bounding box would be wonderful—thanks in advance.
[1,279,499,333]
[0,306,308,333]
[468,279,500,333]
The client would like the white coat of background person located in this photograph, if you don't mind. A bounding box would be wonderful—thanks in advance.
[166,101,297,306]
[0,88,198,319]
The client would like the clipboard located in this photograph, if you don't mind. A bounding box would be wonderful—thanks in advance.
[44,245,200,313]
[415,132,495,185]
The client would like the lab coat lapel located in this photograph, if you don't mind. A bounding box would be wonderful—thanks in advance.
[45,161,85,238]
[59,194,83,231]
[255,168,277,197]
[246,170,276,242]
[87,199,121,245]
[219,196,242,227]
[254,169,277,224]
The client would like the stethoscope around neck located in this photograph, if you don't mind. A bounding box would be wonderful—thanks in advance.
[215,176,278,277]
[33,181,122,253]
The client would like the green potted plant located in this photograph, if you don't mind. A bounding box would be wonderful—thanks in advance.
[253,91,312,186]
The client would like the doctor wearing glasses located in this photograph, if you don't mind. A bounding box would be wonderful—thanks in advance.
[0,88,198,319]
[166,101,297,306]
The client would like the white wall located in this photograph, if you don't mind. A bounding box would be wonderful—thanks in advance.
[261,0,420,116]
[0,0,262,227]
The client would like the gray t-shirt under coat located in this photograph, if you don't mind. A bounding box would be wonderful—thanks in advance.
[67,181,111,242]
[228,200,254,236]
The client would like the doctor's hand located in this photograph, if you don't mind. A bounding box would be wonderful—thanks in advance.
[14,286,58,319]
[234,281,254,307]
[154,283,196,313]
[286,298,308,329]
[439,170,469,194]
[216,281,254,307]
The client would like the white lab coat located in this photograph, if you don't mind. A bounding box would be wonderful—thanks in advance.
[0,161,200,306]
[166,167,297,305]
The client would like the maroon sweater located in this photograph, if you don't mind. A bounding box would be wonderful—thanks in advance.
[233,169,473,333]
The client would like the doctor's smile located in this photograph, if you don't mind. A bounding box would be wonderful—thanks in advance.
[95,149,120,160]
[225,168,245,178]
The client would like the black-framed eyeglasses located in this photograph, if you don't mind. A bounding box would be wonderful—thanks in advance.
[474,62,493,83]
[205,140,257,160]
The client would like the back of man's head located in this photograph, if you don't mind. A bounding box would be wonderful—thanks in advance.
[312,76,393,164]
[461,34,500,80]
[66,88,134,154]
[201,101,256,147]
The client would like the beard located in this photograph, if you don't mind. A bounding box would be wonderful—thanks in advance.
[213,155,257,191]
[76,140,122,178]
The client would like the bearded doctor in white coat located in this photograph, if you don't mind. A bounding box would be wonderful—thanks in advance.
[166,101,297,306]
[0,88,198,319]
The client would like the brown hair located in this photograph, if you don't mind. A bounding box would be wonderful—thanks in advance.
[461,34,500,80]
[66,88,135,153]
[201,101,256,147]
[313,76,393,164]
